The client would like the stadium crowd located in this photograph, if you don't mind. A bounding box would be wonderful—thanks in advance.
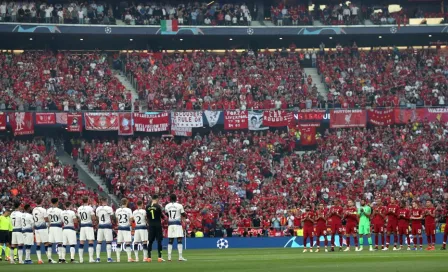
[76,120,448,237]
[0,51,132,111]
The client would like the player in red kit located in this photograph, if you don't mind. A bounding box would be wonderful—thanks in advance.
[383,197,399,250]
[410,201,423,250]
[301,205,315,253]
[441,202,448,250]
[314,203,328,253]
[329,199,344,252]
[397,200,411,250]
[372,200,387,250]
[424,200,436,251]
[343,200,359,251]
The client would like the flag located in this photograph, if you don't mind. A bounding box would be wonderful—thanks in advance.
[67,113,82,132]
[161,19,178,33]
[35,113,56,125]
[330,110,366,128]
[118,112,133,136]
[368,109,394,126]
[9,112,34,136]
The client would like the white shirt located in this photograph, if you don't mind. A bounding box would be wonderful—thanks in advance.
[47,207,63,226]
[61,210,77,228]
[132,209,147,227]
[115,207,133,228]
[22,213,34,231]
[32,206,48,228]
[10,211,23,230]
[78,10,84,18]
[96,205,114,226]
[77,205,95,225]
[165,202,185,224]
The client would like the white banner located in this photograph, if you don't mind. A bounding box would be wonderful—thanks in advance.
[171,112,203,127]
[204,111,221,127]
[248,111,268,131]
[171,124,192,137]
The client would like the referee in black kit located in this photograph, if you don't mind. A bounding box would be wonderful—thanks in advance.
[146,195,165,262]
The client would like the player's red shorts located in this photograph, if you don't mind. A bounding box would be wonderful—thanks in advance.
[373,224,384,233]
[411,224,422,236]
[425,224,436,235]
[330,222,343,234]
[397,225,409,235]
[386,221,398,232]
[345,223,357,235]
[303,227,314,238]
[315,226,327,237]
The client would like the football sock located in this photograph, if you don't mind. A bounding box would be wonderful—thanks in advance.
[346,237,350,247]
[368,237,372,246]
[36,247,42,261]
[413,237,417,247]
[79,247,84,260]
[5,247,10,258]
[116,244,121,261]
[374,235,378,246]
[399,236,403,245]
[133,244,139,260]
[0,245,3,257]
[96,244,101,259]
[354,236,358,247]
[125,244,132,260]
[359,237,364,246]
[177,243,183,258]
[167,244,172,259]
[60,246,66,260]
[393,235,398,246]
[14,248,18,258]
[331,235,335,247]
[419,237,423,247]
[47,245,52,260]
[432,234,436,246]
[406,236,410,246]
[427,235,432,246]
[88,244,94,260]
[142,244,148,259]
[158,240,163,258]
[70,246,76,260]
[106,244,112,259]
[9,247,14,262]
[17,246,23,263]
[25,246,31,260]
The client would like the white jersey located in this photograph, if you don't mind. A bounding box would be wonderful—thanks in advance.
[96,205,114,226]
[32,206,48,229]
[115,207,133,230]
[61,210,77,229]
[165,202,185,225]
[22,213,34,232]
[47,207,63,227]
[10,211,23,230]
[77,205,95,226]
[132,209,147,229]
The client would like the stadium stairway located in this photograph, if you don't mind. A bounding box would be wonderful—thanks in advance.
[57,153,119,206]
[114,71,143,112]
[304,67,328,103]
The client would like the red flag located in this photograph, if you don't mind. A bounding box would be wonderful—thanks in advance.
[84,113,119,131]
[224,110,248,130]
[330,110,366,128]
[416,108,448,123]
[0,112,6,130]
[393,109,418,124]
[67,113,82,132]
[263,110,294,127]
[133,112,169,132]
[36,113,56,125]
[299,124,317,146]
[368,109,394,126]
[118,112,133,136]
[9,112,34,136]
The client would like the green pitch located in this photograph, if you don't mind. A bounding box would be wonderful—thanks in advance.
[1,248,447,272]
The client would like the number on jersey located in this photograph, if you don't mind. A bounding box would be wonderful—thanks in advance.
[118,214,128,224]
[169,210,177,220]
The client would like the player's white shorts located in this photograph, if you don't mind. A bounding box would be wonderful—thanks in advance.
[11,231,23,245]
[23,232,34,246]
[49,227,63,243]
[62,229,77,245]
[134,229,148,243]
[35,228,49,244]
[97,228,113,242]
[80,227,95,241]
[117,230,132,244]
[168,225,184,238]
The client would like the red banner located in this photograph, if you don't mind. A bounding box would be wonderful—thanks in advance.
[118,112,134,135]
[55,113,67,124]
[263,110,294,127]
[393,109,419,124]
[36,113,56,125]
[84,113,119,131]
[330,110,366,128]
[224,110,248,130]
[9,112,34,136]
[295,109,329,121]
[0,112,5,130]
[299,125,317,146]
[67,113,82,132]
[417,108,448,123]
[133,112,169,132]
[368,109,394,126]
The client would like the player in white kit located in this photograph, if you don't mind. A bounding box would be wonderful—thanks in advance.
[132,200,148,262]
[32,198,50,264]
[61,201,78,263]
[95,197,114,263]
[22,204,34,264]
[10,202,24,264]
[77,196,96,263]
[165,194,187,261]
[47,198,63,263]
[115,198,134,262]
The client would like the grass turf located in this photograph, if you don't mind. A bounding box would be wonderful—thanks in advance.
[1,248,447,272]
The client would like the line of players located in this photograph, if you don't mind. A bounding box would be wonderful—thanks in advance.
[4,194,188,264]
[300,197,448,252]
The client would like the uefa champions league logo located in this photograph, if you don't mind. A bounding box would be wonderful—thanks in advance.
[217,238,229,249]
[105,27,112,34]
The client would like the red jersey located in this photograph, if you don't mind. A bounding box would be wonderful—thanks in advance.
[315,209,327,227]
[344,207,358,225]
[386,204,399,223]
[410,208,423,226]
[446,209,448,225]
[329,206,344,224]
[398,208,410,226]
[424,207,436,225]
[373,206,387,225]
[301,211,315,228]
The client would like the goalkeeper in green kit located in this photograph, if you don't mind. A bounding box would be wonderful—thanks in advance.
[357,199,373,251]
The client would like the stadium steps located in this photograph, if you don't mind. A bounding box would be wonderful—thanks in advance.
[263,20,276,26]
[313,20,324,26]
[304,67,327,102]
[114,71,144,112]
[58,153,119,206]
